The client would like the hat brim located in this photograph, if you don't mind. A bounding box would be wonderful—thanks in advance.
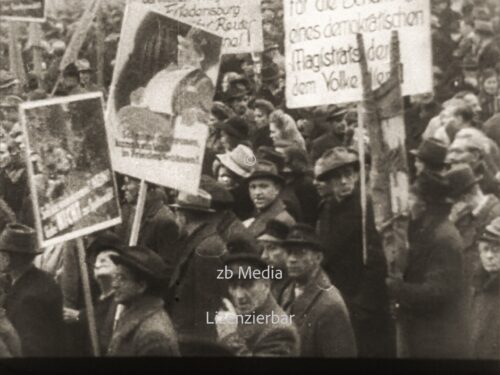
[216,153,252,178]
[283,240,323,252]
[169,203,215,213]
[246,172,284,185]
[317,161,358,181]
[110,253,167,282]
[257,234,283,243]
[214,122,246,141]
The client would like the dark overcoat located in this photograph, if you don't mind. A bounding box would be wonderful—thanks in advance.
[107,295,179,356]
[5,265,64,357]
[395,206,470,359]
[245,199,295,239]
[279,270,357,357]
[165,222,228,341]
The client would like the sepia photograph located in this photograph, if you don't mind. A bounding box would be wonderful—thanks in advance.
[0,0,499,373]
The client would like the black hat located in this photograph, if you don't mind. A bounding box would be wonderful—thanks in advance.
[316,147,358,181]
[326,106,348,122]
[445,164,481,198]
[110,246,168,282]
[0,223,40,254]
[63,63,79,78]
[86,231,124,259]
[283,223,323,252]
[200,175,234,207]
[224,235,266,273]
[224,82,248,101]
[415,169,452,203]
[257,219,290,243]
[261,63,280,82]
[256,146,285,172]
[479,217,500,244]
[215,116,250,141]
[410,138,447,167]
[246,159,284,185]
[211,101,233,122]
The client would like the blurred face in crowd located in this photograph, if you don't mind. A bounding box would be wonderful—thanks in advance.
[269,122,281,144]
[478,241,500,273]
[111,264,147,305]
[123,178,139,204]
[94,250,119,279]
[260,241,287,270]
[483,76,499,96]
[79,71,92,86]
[63,75,79,91]
[297,119,314,145]
[446,140,482,169]
[330,119,347,136]
[217,165,238,190]
[219,131,235,152]
[285,246,322,284]
[177,35,204,69]
[325,165,359,202]
[241,60,254,78]
[254,108,268,128]
[249,178,280,211]
[409,189,426,219]
[463,93,481,117]
[208,113,218,129]
[313,160,330,198]
[0,142,11,168]
[229,96,249,116]
[228,265,270,314]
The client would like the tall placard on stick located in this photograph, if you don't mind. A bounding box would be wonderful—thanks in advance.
[107,3,223,193]
[0,0,46,22]
[130,0,263,54]
[19,92,122,248]
[283,0,432,108]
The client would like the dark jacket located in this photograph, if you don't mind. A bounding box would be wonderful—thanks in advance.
[107,295,179,357]
[139,194,179,270]
[245,199,295,239]
[310,130,345,162]
[469,270,500,359]
[166,221,228,341]
[287,173,321,225]
[279,270,357,357]
[251,125,273,150]
[212,209,257,250]
[0,308,21,357]
[220,294,300,357]
[452,195,500,285]
[316,191,394,357]
[5,265,64,357]
[230,183,255,221]
[394,205,469,358]
[279,186,303,222]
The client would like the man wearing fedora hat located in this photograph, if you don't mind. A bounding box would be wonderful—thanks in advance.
[166,189,228,342]
[469,217,500,359]
[409,137,449,176]
[279,224,357,357]
[107,245,179,356]
[315,147,393,357]
[257,219,290,299]
[75,59,101,93]
[215,116,251,152]
[243,159,295,238]
[0,223,64,357]
[446,164,500,286]
[214,236,299,357]
[214,144,256,221]
[386,170,469,358]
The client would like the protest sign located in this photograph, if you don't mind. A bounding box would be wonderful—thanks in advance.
[131,0,263,54]
[0,0,46,22]
[284,0,432,108]
[19,92,122,248]
[107,3,221,193]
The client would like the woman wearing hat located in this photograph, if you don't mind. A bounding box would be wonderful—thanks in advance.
[107,246,179,357]
[268,110,306,151]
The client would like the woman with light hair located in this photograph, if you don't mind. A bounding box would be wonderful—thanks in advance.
[268,110,306,151]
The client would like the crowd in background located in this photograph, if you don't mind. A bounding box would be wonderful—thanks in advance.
[0,0,499,360]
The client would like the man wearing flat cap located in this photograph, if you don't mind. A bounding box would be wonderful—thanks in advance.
[214,236,299,357]
[469,217,500,359]
[166,189,228,342]
[243,159,295,238]
[386,170,469,358]
[107,246,179,356]
[279,224,357,358]
[447,164,500,286]
[310,106,349,162]
[0,223,64,357]
[315,146,393,357]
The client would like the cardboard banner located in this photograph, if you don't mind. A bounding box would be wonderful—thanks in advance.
[59,0,101,71]
[19,92,122,248]
[284,0,432,108]
[0,0,46,22]
[131,0,263,54]
[107,3,222,194]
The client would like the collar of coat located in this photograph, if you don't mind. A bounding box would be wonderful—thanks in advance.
[473,269,499,293]
[280,269,332,321]
[248,198,288,235]
[112,295,164,342]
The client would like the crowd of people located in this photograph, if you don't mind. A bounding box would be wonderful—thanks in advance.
[0,0,499,360]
